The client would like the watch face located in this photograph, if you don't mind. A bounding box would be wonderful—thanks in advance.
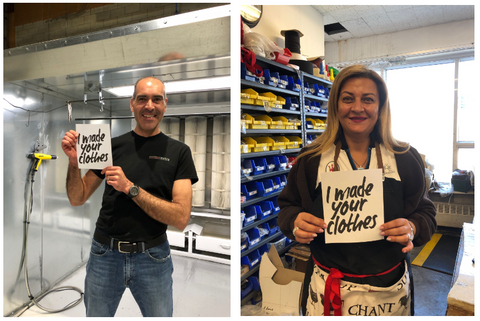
[129,185,139,197]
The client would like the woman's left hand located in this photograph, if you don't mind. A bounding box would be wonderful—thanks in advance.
[379,218,414,253]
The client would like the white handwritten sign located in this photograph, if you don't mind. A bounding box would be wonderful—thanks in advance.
[75,124,113,170]
[321,169,384,244]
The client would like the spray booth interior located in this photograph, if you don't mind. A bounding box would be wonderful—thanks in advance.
[3,9,230,316]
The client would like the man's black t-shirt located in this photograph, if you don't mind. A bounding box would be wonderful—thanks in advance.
[92,131,198,242]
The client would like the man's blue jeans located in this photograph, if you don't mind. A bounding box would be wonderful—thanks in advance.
[84,238,173,317]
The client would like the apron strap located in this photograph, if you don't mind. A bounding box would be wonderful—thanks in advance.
[333,140,342,172]
[375,141,384,175]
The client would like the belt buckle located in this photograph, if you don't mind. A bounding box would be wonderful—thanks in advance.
[118,241,136,253]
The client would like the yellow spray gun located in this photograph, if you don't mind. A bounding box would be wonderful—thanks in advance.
[26,153,57,171]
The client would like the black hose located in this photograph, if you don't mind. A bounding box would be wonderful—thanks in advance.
[15,160,84,315]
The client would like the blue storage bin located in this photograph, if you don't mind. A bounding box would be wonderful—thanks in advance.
[304,99,311,112]
[263,70,279,87]
[249,276,260,291]
[241,182,258,200]
[304,82,310,94]
[270,71,281,87]
[251,158,268,175]
[241,159,253,177]
[261,218,279,236]
[315,84,326,97]
[241,279,253,299]
[271,198,280,214]
[265,156,280,171]
[241,231,248,252]
[256,179,274,197]
[279,175,288,189]
[258,243,269,256]
[271,176,281,191]
[259,222,273,236]
[277,155,288,170]
[246,228,262,247]
[284,97,300,111]
[257,201,274,219]
[264,157,276,173]
[267,235,287,252]
[287,76,302,92]
[279,75,288,89]
[243,205,260,227]
[241,249,261,269]
[242,159,264,176]
[241,63,258,82]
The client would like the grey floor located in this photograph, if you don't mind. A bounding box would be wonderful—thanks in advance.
[18,255,230,317]
[15,228,460,317]
[409,226,461,316]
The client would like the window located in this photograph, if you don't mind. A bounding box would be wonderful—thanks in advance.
[385,56,474,183]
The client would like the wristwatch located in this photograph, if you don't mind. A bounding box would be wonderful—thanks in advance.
[128,184,140,198]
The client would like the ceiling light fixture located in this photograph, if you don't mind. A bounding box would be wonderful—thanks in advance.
[153,4,231,29]
[102,76,231,97]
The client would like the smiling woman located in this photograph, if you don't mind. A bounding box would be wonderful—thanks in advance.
[277,64,437,316]
[337,77,380,159]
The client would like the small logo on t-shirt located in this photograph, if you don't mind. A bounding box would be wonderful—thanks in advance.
[149,156,170,162]
[326,161,339,172]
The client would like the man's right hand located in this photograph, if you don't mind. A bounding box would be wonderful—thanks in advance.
[293,212,327,243]
[62,130,79,162]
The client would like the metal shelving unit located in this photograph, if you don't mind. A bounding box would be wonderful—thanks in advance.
[240,55,333,304]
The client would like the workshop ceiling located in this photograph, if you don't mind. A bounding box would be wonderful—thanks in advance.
[313,5,474,42]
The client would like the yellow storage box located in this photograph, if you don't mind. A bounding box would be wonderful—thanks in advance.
[285,136,303,148]
[271,136,295,150]
[241,138,254,154]
[241,88,259,99]
[258,115,285,129]
[255,137,285,151]
[242,113,269,129]
[243,137,270,152]
[272,116,295,129]
[261,92,277,102]
[306,118,321,130]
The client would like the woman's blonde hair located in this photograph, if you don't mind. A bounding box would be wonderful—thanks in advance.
[298,64,409,161]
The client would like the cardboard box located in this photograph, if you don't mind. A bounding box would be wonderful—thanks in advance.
[259,246,304,316]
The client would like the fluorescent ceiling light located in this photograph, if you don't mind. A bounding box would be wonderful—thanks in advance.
[103,76,230,97]
[4,95,35,108]
[153,4,230,29]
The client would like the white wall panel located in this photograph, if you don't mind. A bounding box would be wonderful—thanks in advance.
[325,19,474,64]
[250,5,325,59]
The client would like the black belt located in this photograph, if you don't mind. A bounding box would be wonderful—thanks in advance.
[93,229,167,254]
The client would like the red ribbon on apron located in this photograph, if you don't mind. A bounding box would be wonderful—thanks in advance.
[312,256,402,316]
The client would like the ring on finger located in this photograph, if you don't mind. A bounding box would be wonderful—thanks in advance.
[106,175,109,181]
[407,233,413,242]
[293,226,300,237]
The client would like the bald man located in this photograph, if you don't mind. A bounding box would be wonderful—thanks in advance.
[62,76,198,317]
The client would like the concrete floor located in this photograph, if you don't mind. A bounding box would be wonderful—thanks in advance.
[14,228,461,317]
[410,226,461,316]
[17,254,230,317]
